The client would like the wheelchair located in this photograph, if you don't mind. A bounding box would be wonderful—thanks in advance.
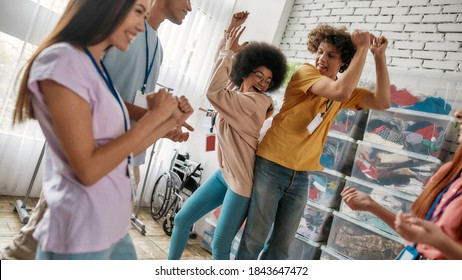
[150,149,203,236]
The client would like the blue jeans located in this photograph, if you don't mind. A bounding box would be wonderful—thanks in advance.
[168,169,249,260]
[236,156,309,260]
[36,233,137,260]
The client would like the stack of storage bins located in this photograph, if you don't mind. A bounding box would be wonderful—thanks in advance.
[324,105,458,259]
[289,109,368,260]
[321,66,462,259]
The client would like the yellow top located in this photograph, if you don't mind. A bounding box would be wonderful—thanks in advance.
[257,63,372,171]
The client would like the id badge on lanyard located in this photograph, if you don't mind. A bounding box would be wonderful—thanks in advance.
[134,22,159,110]
[134,90,148,109]
[307,113,323,134]
[307,100,333,135]
[396,245,422,260]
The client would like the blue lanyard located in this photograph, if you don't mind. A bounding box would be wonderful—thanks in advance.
[84,47,131,164]
[141,21,159,94]
[425,170,462,221]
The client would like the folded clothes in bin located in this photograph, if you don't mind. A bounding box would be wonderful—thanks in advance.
[363,108,457,160]
[307,168,346,208]
[352,140,441,196]
[296,200,333,242]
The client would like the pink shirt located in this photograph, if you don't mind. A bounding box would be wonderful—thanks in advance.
[29,43,132,254]
[417,163,462,259]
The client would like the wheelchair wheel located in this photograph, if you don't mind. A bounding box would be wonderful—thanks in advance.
[163,214,174,236]
[150,173,171,220]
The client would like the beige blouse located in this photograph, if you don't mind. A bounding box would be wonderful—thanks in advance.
[206,49,274,197]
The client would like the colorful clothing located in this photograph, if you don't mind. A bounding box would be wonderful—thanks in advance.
[417,163,462,260]
[169,170,248,260]
[238,63,373,260]
[257,63,371,171]
[169,45,273,259]
[29,43,132,254]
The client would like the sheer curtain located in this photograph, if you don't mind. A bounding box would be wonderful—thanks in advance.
[0,0,236,200]
[137,0,237,205]
[0,0,68,197]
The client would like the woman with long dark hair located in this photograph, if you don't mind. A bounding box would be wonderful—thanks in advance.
[13,0,190,259]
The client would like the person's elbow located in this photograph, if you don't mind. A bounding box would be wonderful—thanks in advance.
[336,94,351,103]
[376,100,391,110]
[75,169,99,187]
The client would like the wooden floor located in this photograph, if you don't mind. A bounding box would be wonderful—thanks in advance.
[0,195,211,260]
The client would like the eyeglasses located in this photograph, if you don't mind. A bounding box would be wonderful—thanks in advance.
[251,71,273,88]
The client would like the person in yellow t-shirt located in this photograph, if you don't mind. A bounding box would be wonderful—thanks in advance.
[236,24,391,260]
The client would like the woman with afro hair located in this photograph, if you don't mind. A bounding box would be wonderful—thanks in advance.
[168,12,287,260]
[237,24,391,260]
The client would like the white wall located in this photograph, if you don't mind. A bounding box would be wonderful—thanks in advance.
[278,0,462,119]
[233,0,295,45]
[280,0,462,74]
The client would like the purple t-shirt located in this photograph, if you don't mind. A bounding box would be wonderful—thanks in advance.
[29,43,132,254]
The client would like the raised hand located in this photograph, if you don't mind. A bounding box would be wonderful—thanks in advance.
[350,30,371,51]
[225,26,248,53]
[370,35,388,57]
[226,11,249,32]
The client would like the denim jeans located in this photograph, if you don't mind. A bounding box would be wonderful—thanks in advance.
[236,156,308,260]
[36,233,137,260]
[169,169,249,260]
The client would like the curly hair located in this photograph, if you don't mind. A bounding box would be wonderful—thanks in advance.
[307,24,355,73]
[229,41,287,92]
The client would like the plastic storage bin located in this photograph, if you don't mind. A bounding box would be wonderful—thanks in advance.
[339,176,415,236]
[296,200,334,242]
[288,234,322,260]
[307,168,346,208]
[327,211,404,260]
[363,107,458,160]
[202,218,243,258]
[330,109,369,139]
[229,233,241,260]
[386,71,461,116]
[320,245,349,260]
[320,132,357,176]
[351,140,441,197]
[359,66,461,116]
[201,218,216,253]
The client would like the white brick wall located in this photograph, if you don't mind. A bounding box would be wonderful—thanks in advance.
[279,0,462,74]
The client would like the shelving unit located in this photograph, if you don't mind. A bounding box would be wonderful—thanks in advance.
[314,71,460,260]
